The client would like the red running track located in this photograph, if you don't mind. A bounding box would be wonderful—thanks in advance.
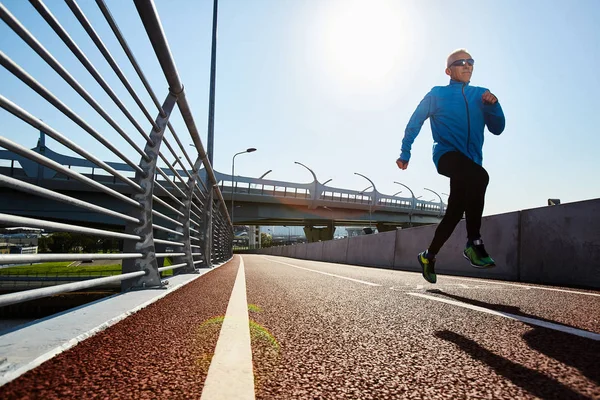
[1,255,598,399]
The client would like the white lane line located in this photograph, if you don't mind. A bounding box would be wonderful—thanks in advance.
[264,257,381,287]
[407,292,600,341]
[201,257,255,400]
[442,276,600,297]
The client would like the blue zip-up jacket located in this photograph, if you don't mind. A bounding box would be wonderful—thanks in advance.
[400,79,505,168]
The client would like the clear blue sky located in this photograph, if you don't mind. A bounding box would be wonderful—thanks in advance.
[1,0,599,216]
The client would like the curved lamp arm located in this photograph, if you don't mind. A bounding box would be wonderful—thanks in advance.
[424,187,444,216]
[393,181,415,209]
[258,169,272,179]
[294,161,318,182]
[354,172,376,192]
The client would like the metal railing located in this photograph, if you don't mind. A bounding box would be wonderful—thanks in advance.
[0,0,233,308]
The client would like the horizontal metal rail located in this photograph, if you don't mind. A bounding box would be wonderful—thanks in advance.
[0,51,145,179]
[0,270,146,308]
[155,168,188,200]
[153,224,184,237]
[157,262,186,273]
[0,213,140,240]
[0,136,142,208]
[0,3,151,162]
[64,0,160,132]
[154,180,186,208]
[155,253,185,258]
[0,253,141,266]
[0,174,140,224]
[152,195,185,218]
[152,209,183,227]
[154,239,184,247]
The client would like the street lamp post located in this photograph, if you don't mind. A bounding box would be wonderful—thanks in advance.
[206,0,218,165]
[355,172,377,231]
[295,161,320,207]
[231,148,257,224]
[394,181,415,227]
[250,170,272,192]
[424,187,444,216]
[294,161,317,182]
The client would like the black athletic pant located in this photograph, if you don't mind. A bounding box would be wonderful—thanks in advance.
[428,151,489,255]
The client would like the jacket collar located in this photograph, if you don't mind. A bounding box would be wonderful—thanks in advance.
[449,79,470,86]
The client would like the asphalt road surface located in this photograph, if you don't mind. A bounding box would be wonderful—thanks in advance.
[1,255,598,399]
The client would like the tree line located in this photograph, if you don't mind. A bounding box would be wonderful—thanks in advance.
[38,233,121,254]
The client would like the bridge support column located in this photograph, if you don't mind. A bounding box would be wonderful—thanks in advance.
[303,225,334,242]
[376,222,399,233]
[248,225,260,249]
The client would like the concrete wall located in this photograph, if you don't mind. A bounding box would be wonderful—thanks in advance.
[519,200,600,287]
[257,198,600,289]
[295,243,308,260]
[305,241,323,261]
[404,211,520,281]
[322,238,349,264]
[347,230,396,268]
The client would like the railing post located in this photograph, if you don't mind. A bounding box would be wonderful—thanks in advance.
[172,156,204,273]
[121,92,177,291]
[203,187,213,267]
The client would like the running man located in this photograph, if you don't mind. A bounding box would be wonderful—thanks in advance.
[396,49,506,283]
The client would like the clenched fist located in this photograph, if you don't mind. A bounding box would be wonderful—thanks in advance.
[482,90,498,105]
[396,159,409,170]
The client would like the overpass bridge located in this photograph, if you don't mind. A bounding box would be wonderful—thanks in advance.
[0,132,446,239]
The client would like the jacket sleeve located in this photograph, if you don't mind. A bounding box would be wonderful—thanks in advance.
[399,92,432,162]
[484,101,505,135]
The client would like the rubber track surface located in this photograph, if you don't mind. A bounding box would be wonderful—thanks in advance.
[244,256,599,399]
[0,259,239,399]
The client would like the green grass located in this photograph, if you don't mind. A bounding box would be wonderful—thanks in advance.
[1,259,177,277]
[248,303,263,313]
[0,262,122,276]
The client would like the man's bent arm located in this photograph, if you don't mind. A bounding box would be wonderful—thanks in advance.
[484,102,505,135]
[400,93,432,161]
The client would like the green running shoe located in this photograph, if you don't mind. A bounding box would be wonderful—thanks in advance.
[417,251,437,284]
[463,239,496,268]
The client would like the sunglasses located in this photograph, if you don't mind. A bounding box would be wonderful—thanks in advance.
[448,58,475,68]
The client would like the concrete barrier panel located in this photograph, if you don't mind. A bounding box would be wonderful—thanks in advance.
[346,231,396,268]
[282,246,293,258]
[322,238,348,264]
[295,243,308,259]
[520,199,600,288]
[272,246,282,256]
[305,242,324,260]
[395,211,520,280]
[394,225,431,273]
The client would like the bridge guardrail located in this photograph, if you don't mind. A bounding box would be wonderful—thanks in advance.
[0,0,232,308]
[218,171,446,216]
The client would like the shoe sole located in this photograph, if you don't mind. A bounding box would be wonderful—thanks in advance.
[417,254,437,283]
[463,252,496,269]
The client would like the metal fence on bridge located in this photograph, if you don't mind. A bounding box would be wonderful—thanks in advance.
[0,0,232,308]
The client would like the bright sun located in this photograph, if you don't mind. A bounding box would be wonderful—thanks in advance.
[324,0,404,86]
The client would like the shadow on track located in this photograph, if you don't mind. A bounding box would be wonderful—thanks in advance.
[434,330,590,400]
[429,290,599,388]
